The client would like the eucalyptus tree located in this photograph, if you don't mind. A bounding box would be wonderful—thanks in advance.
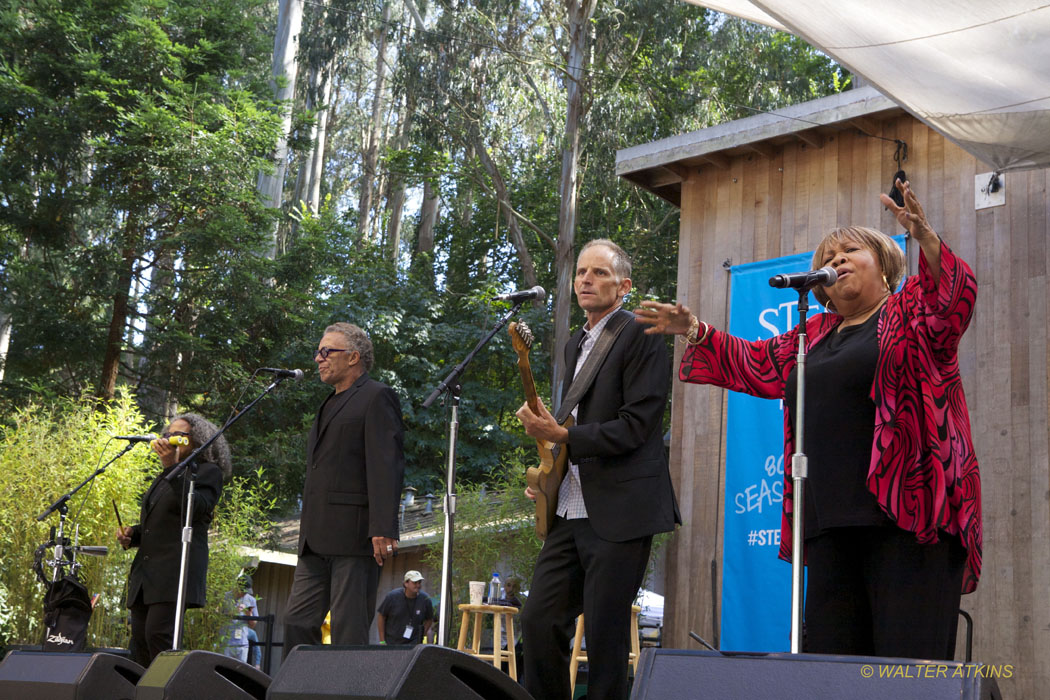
[257,0,305,257]
[0,0,284,405]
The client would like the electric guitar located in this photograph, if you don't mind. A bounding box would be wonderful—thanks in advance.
[509,321,571,540]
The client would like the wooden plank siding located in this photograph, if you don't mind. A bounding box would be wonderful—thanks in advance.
[661,114,1050,699]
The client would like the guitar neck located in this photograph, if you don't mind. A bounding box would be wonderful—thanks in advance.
[517,355,542,415]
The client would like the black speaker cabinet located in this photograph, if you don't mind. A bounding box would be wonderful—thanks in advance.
[0,650,144,700]
[135,650,270,700]
[630,649,1004,700]
[267,645,534,700]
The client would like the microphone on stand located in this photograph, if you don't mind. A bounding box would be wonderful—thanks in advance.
[73,545,109,557]
[114,434,190,445]
[493,286,546,303]
[258,367,305,381]
[768,266,838,290]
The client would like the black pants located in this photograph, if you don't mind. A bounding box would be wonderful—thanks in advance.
[521,517,652,700]
[128,595,177,668]
[282,548,379,652]
[803,526,967,659]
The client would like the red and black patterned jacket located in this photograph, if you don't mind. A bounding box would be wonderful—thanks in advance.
[680,241,982,593]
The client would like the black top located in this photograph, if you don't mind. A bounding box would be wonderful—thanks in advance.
[126,460,224,607]
[785,309,892,538]
[377,589,434,645]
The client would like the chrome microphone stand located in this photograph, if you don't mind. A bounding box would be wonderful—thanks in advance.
[168,373,295,649]
[788,287,811,654]
[422,301,525,647]
[36,442,134,580]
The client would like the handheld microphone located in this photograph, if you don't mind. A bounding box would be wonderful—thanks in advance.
[114,434,190,445]
[259,367,305,381]
[493,286,546,303]
[768,266,838,290]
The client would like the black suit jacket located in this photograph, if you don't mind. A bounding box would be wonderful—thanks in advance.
[298,372,405,557]
[126,461,224,607]
[562,309,681,542]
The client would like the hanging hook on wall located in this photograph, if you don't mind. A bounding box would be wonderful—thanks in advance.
[986,171,1002,194]
[887,140,909,207]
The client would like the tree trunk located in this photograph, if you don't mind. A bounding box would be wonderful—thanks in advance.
[416,179,438,256]
[257,0,305,258]
[459,142,476,232]
[135,245,177,421]
[98,232,139,401]
[0,309,11,384]
[291,58,334,220]
[358,0,391,241]
[0,240,26,384]
[472,133,541,292]
[307,65,333,212]
[551,0,596,411]
[385,89,416,261]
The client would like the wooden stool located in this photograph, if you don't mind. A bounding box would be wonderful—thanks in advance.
[568,604,642,693]
[455,603,520,680]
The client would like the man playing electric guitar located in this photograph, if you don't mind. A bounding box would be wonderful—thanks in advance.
[515,239,681,700]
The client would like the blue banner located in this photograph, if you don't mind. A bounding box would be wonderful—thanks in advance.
[719,237,904,652]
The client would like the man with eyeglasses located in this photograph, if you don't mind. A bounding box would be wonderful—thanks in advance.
[282,322,405,651]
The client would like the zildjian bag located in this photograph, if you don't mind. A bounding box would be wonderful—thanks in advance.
[41,574,92,652]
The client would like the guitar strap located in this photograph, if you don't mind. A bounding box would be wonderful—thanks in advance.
[554,307,633,425]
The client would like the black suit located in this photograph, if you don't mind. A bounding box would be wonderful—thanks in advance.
[283,372,405,649]
[126,461,223,666]
[522,309,680,700]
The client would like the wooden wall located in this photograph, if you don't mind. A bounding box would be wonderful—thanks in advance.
[663,114,1050,699]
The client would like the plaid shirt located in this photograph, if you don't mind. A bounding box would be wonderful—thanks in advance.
[556,306,621,520]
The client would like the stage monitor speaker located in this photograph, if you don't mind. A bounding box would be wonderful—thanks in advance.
[268,645,534,700]
[0,649,144,700]
[135,650,270,700]
[629,649,1003,700]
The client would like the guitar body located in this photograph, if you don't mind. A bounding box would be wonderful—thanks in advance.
[509,322,569,540]
[525,414,573,541]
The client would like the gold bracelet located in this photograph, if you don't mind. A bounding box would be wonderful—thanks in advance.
[681,317,711,346]
[683,315,700,344]
[697,320,712,344]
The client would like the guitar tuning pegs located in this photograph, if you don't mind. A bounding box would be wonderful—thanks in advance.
[518,322,533,348]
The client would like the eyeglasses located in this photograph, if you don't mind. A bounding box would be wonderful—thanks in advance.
[314,346,350,360]
[162,431,191,439]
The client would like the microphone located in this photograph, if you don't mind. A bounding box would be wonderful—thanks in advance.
[768,266,838,290]
[259,367,305,381]
[73,545,109,557]
[114,434,190,445]
[493,286,546,303]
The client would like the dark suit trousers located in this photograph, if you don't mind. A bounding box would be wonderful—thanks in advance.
[128,598,176,668]
[283,549,380,652]
[521,516,652,700]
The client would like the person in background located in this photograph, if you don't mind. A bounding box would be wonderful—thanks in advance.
[223,574,258,663]
[244,626,263,669]
[116,414,230,667]
[376,570,434,645]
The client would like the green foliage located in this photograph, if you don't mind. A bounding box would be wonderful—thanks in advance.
[420,455,543,638]
[0,394,272,651]
[0,0,282,402]
[180,469,275,652]
[0,0,852,523]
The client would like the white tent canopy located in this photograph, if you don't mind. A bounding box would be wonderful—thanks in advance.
[686,1,1050,172]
